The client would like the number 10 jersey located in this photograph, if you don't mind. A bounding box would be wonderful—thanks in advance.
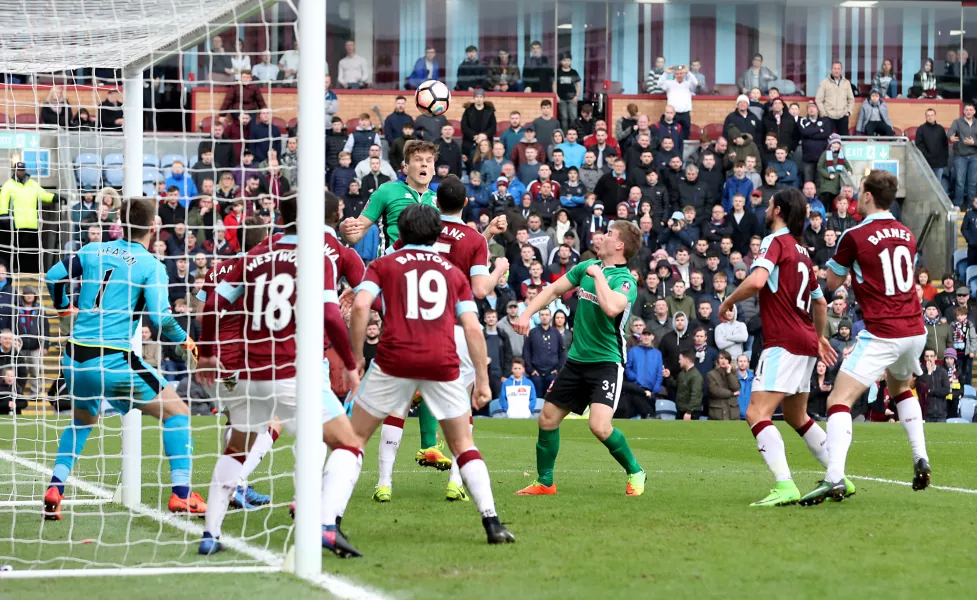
[827,211,925,339]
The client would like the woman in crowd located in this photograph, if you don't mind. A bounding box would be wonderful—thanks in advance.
[872,58,899,99]
[917,268,939,302]
[808,360,833,419]
[40,86,73,127]
[910,58,939,99]
[231,38,251,80]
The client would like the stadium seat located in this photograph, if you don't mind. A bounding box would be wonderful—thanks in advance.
[946,418,968,424]
[496,122,509,139]
[958,397,976,423]
[143,153,159,167]
[891,126,903,137]
[967,266,977,296]
[965,385,976,398]
[160,154,187,169]
[656,399,677,420]
[688,123,701,141]
[703,123,724,141]
[287,117,298,130]
[199,116,213,133]
[488,399,505,417]
[272,116,288,132]
[904,126,918,141]
[954,249,968,282]
[142,166,162,184]
[142,183,156,197]
[345,118,361,133]
[0,114,7,125]
[103,153,124,187]
[15,113,37,125]
[75,153,102,190]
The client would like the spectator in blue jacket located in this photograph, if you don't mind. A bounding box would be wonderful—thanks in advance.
[556,128,587,168]
[623,329,663,418]
[465,171,491,219]
[499,111,525,157]
[383,95,414,146]
[771,146,799,189]
[658,211,698,255]
[351,223,379,263]
[164,160,198,208]
[735,353,753,419]
[523,307,567,397]
[722,161,754,212]
[499,358,538,418]
[406,47,440,89]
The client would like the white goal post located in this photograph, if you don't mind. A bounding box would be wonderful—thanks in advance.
[0,0,336,588]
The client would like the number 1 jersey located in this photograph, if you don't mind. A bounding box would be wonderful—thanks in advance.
[827,211,924,339]
[358,246,476,382]
[752,228,823,357]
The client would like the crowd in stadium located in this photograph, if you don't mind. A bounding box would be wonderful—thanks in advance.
[3,37,977,424]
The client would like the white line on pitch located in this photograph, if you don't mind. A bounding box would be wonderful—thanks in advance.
[0,449,390,600]
[844,474,977,495]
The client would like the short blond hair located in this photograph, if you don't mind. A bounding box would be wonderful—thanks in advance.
[611,220,642,260]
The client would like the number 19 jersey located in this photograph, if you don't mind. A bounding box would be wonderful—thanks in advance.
[827,212,924,339]
[357,245,476,382]
[752,228,823,357]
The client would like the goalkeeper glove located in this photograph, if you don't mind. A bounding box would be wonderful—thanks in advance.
[177,338,198,362]
[57,305,78,318]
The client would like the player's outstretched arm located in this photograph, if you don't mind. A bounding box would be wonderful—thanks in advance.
[45,255,82,313]
[471,257,509,300]
[718,268,768,321]
[145,263,188,344]
[812,296,838,366]
[514,275,575,335]
[586,265,629,318]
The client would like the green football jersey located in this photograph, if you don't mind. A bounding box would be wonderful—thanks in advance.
[565,259,638,364]
[361,180,438,255]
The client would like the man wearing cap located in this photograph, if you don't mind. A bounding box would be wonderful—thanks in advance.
[498,300,527,357]
[946,286,977,325]
[0,162,58,274]
[510,124,546,171]
[488,176,515,218]
[923,302,953,358]
[798,101,832,186]
[658,211,697,255]
[815,61,854,136]
[723,95,763,146]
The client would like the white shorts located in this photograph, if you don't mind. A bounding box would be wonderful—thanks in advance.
[354,363,470,421]
[840,330,926,387]
[752,347,817,395]
[454,325,475,388]
[224,360,346,435]
[204,373,243,414]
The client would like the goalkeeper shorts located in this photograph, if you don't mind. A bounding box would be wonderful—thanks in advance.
[229,359,345,435]
[63,343,168,416]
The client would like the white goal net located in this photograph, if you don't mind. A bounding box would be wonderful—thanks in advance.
[0,0,340,587]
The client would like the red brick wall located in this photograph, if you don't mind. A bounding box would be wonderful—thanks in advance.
[608,95,962,134]
[191,88,557,132]
[0,85,112,120]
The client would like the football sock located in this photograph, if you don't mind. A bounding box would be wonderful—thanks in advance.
[825,405,853,483]
[751,421,791,482]
[795,418,829,467]
[535,427,560,486]
[205,451,244,538]
[321,446,363,527]
[601,428,642,475]
[162,414,193,499]
[447,418,474,488]
[378,416,404,488]
[50,418,93,494]
[893,391,928,462]
[418,401,438,448]
[457,448,497,518]
[238,427,278,484]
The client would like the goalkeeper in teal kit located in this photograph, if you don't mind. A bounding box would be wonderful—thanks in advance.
[42,198,206,519]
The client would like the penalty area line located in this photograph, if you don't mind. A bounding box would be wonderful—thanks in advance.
[845,473,977,495]
[0,449,391,600]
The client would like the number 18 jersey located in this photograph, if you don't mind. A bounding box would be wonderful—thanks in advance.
[827,211,924,339]
[357,245,476,382]
[752,228,822,357]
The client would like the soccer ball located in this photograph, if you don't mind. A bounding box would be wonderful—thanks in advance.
[415,80,450,117]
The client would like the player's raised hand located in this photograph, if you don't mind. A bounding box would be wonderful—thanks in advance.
[717,300,734,322]
[195,355,218,388]
[818,336,838,367]
[339,217,363,239]
[486,215,508,236]
[513,314,532,336]
[179,338,199,362]
[472,379,492,410]
[493,256,509,274]
[57,305,79,319]
[338,288,355,316]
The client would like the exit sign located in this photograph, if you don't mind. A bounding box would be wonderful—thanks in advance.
[844,143,890,161]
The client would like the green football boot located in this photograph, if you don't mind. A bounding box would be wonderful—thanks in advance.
[750,479,801,507]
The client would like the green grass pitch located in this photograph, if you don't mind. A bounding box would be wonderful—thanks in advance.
[1,416,976,599]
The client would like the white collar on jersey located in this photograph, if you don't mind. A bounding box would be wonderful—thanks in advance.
[858,211,895,225]
[324,224,337,237]
[441,214,465,224]
[771,226,789,236]
[279,234,298,244]
[401,244,436,251]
